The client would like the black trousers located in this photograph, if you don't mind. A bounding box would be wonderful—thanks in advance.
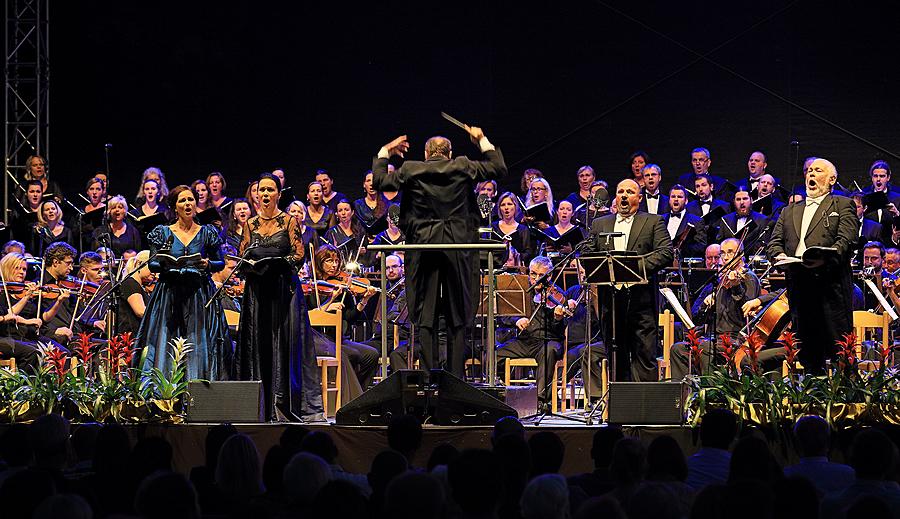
[497,337,562,401]
[565,341,607,399]
[599,285,659,382]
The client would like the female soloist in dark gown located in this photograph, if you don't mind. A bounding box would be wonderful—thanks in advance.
[234,174,323,421]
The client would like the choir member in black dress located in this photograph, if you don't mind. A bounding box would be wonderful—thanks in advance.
[92,196,142,258]
[354,171,388,235]
[304,181,334,235]
[32,200,75,257]
[491,192,533,268]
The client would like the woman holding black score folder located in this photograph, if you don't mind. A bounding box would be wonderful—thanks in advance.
[233,173,323,422]
[137,185,230,382]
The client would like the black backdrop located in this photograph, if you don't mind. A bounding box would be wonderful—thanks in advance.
[47,1,898,203]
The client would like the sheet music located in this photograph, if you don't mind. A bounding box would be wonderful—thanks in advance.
[660,287,696,329]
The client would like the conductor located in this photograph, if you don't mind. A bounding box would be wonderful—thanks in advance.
[372,126,507,377]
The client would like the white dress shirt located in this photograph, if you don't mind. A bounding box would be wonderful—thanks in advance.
[613,214,635,251]
[667,211,683,240]
[796,194,826,257]
[645,191,660,214]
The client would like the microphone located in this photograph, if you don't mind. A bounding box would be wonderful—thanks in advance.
[388,204,400,226]
[594,231,625,238]
[104,143,113,149]
[591,187,610,210]
[477,193,495,219]
[790,141,799,147]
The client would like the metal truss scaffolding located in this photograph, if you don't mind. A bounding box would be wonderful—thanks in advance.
[4,0,49,225]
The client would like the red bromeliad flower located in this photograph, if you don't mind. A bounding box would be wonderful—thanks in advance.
[686,328,704,374]
[42,345,70,385]
[878,340,895,364]
[73,332,95,367]
[106,332,137,373]
[835,332,859,371]
[718,334,737,365]
[741,334,763,374]
[778,331,801,367]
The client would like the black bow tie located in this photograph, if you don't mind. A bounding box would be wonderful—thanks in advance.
[646,193,659,200]
[670,211,682,219]
[701,200,712,206]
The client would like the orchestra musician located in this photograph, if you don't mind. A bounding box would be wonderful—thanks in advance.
[234,173,322,422]
[364,254,414,371]
[72,251,110,333]
[585,178,673,382]
[768,158,858,373]
[306,244,380,401]
[137,185,230,381]
[497,256,566,406]
[669,238,760,379]
[372,126,507,377]
[38,243,96,346]
[0,252,69,370]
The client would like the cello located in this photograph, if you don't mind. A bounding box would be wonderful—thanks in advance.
[733,289,791,374]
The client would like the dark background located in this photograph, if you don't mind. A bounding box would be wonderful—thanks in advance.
[46,1,898,203]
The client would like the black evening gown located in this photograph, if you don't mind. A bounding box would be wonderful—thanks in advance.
[234,229,323,420]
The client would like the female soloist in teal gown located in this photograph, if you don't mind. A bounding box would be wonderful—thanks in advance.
[138,224,229,380]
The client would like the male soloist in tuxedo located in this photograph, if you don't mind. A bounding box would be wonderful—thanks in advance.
[767,158,858,373]
[372,127,507,377]
[586,179,673,381]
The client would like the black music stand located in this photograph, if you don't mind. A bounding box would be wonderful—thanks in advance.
[579,253,649,384]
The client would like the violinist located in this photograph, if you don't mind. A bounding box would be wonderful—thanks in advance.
[497,256,566,407]
[306,243,380,403]
[0,252,69,366]
[364,254,414,371]
[39,242,93,345]
[73,251,110,333]
[669,238,760,380]
[859,241,889,312]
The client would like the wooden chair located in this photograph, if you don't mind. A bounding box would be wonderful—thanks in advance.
[656,310,675,380]
[600,358,609,422]
[223,309,240,330]
[853,310,892,370]
[310,308,342,417]
[0,357,16,373]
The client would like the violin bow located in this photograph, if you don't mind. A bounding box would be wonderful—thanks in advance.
[69,274,88,330]
[0,261,19,331]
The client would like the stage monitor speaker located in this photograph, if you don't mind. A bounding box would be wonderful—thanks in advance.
[335,370,429,426]
[429,369,518,426]
[187,381,263,423]
[608,382,684,425]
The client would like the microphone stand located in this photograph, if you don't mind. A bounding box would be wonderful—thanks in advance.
[206,240,259,308]
[58,195,86,256]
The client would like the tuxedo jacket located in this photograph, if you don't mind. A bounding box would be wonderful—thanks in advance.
[372,149,507,244]
[686,199,731,244]
[586,211,673,278]
[716,211,771,246]
[663,211,707,259]
[767,195,859,262]
[638,192,670,215]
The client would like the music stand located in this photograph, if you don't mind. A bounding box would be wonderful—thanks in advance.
[478,274,530,317]
[578,253,649,383]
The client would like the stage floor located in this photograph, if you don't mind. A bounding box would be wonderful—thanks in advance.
[121,416,703,476]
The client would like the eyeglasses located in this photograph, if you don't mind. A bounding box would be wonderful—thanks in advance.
[530,187,547,192]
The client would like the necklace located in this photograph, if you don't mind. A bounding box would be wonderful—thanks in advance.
[258,210,284,221]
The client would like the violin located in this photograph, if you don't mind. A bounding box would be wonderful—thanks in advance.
[327,272,382,296]
[51,276,100,299]
[0,281,65,300]
[719,265,749,289]
[536,282,573,317]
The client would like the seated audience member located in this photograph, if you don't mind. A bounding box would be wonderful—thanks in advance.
[821,428,900,519]
[448,449,504,519]
[301,431,370,496]
[607,437,646,510]
[384,472,446,519]
[282,453,332,516]
[388,414,423,466]
[367,449,408,514]
[520,474,570,519]
[727,435,783,485]
[686,408,737,490]
[568,426,624,497]
[646,434,694,516]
